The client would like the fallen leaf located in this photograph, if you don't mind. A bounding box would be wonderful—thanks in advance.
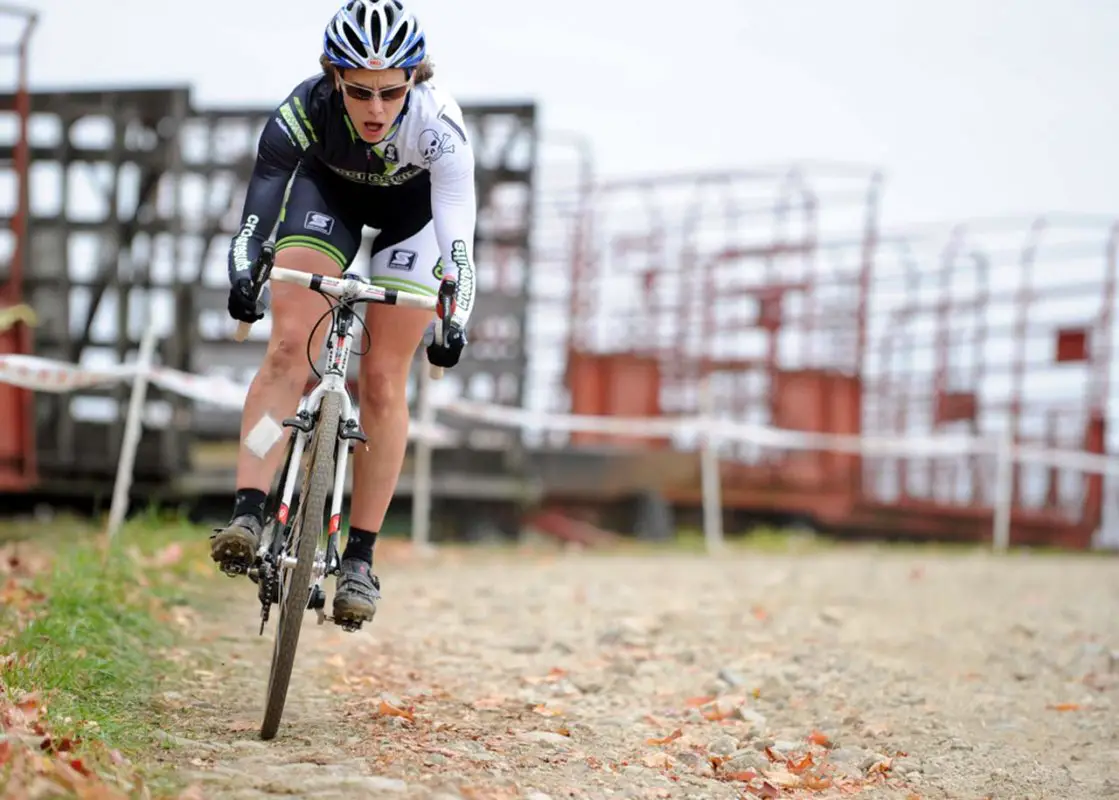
[762,768,801,787]
[700,698,742,721]
[646,728,683,746]
[787,752,815,774]
[15,692,41,719]
[807,729,833,748]
[41,735,79,754]
[718,769,760,782]
[1047,702,1082,712]
[866,757,892,775]
[684,695,715,707]
[672,729,708,749]
[532,704,566,717]
[377,699,415,722]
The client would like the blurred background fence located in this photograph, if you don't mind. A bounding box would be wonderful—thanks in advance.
[1,7,1118,550]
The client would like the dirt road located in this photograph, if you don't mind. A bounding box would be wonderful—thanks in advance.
[157,543,1118,799]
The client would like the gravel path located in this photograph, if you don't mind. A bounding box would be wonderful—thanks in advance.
[159,544,1118,799]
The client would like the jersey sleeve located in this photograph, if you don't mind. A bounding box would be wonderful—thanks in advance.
[226,84,320,282]
[425,103,479,330]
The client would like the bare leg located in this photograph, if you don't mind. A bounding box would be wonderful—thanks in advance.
[349,304,434,531]
[234,248,342,491]
[210,246,341,568]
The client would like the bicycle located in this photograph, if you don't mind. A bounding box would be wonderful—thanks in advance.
[227,242,453,741]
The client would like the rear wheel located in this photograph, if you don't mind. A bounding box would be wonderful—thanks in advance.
[259,392,341,740]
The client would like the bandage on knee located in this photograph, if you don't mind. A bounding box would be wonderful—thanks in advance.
[244,414,284,458]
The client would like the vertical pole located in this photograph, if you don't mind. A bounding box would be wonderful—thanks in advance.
[699,376,724,554]
[411,362,436,556]
[106,321,159,540]
[991,424,1014,552]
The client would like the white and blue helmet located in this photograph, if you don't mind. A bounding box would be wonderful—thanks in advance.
[323,0,427,71]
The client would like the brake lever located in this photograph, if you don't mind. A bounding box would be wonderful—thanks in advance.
[436,278,458,343]
[429,278,457,380]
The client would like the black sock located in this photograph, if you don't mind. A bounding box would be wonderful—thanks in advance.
[342,527,377,565]
[232,488,268,524]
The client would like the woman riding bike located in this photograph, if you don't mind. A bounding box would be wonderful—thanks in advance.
[211,0,477,629]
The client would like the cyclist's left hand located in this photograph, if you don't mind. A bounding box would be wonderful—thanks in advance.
[426,322,467,369]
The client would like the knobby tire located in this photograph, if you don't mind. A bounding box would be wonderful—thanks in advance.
[259,392,342,740]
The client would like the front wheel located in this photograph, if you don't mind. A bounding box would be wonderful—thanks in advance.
[259,392,341,740]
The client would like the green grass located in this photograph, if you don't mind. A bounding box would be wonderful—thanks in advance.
[0,508,219,771]
[2,547,174,746]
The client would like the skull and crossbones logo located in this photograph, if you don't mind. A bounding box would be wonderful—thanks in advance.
[419,128,454,165]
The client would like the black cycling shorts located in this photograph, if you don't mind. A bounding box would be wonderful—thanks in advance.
[273,161,445,298]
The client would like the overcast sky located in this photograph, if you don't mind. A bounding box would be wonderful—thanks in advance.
[11,0,1118,228]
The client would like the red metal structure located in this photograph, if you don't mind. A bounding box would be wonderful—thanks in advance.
[554,166,1117,548]
[562,164,882,431]
[0,5,37,492]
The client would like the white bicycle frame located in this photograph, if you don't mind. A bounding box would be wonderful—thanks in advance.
[238,266,447,622]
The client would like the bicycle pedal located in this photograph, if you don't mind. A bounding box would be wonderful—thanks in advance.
[218,555,254,577]
[330,614,364,633]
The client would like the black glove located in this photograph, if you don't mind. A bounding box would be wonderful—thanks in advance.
[228,273,265,324]
[426,323,467,369]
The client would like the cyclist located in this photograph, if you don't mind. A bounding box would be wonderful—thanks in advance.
[211,0,476,629]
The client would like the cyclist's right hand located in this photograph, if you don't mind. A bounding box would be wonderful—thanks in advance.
[227,271,266,324]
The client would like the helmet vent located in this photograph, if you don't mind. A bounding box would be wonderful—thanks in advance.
[387,25,408,57]
[368,12,383,48]
[344,24,365,55]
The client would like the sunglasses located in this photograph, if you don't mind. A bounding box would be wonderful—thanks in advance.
[338,75,412,103]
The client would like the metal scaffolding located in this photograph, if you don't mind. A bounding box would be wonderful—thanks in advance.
[0,81,536,494]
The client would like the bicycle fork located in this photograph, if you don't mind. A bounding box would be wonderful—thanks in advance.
[254,391,366,630]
